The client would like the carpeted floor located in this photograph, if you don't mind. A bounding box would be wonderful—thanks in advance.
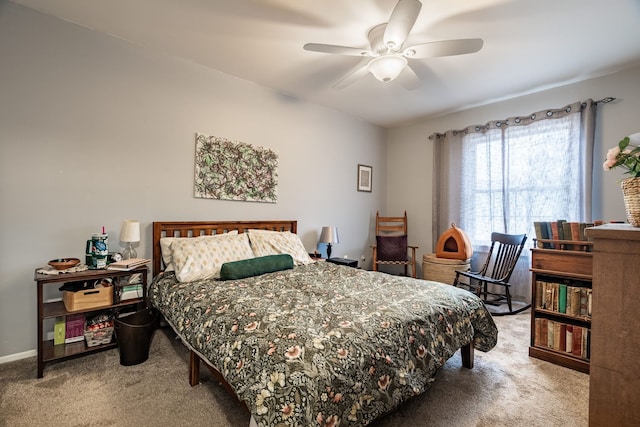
[0,310,588,427]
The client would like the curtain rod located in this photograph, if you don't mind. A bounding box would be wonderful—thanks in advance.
[428,97,616,140]
[594,96,616,105]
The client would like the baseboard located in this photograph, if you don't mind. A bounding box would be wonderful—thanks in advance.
[0,349,36,364]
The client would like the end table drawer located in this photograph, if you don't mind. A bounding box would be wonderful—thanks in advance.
[531,250,592,277]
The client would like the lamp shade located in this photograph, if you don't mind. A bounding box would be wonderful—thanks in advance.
[368,55,407,83]
[319,226,339,244]
[119,220,140,243]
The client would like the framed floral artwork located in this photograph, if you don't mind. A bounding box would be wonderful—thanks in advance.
[194,133,278,203]
[357,164,372,192]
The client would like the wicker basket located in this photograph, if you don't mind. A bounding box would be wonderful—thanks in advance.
[422,254,470,285]
[85,326,114,347]
[621,177,640,227]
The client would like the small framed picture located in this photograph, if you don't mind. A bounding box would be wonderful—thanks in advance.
[357,164,372,192]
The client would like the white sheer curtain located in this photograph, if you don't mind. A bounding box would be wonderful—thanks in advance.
[431,100,597,303]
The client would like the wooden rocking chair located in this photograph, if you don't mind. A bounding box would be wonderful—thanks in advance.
[453,232,528,315]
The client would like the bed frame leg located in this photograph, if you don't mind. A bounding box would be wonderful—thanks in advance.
[461,342,474,369]
[189,350,201,386]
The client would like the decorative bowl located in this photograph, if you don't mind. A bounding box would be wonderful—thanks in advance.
[48,258,81,270]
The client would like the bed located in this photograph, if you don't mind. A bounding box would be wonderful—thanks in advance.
[149,220,498,426]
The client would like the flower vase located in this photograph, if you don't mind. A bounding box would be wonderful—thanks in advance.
[621,177,640,227]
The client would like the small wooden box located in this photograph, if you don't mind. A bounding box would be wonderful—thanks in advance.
[63,286,113,312]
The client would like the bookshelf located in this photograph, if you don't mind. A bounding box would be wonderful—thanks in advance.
[529,240,592,373]
[34,266,147,378]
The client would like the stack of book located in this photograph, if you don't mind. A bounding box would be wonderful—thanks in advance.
[107,258,150,271]
[119,284,144,301]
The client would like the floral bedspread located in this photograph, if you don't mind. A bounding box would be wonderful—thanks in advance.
[148,261,497,426]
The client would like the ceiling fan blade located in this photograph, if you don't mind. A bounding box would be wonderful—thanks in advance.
[383,0,422,49]
[404,38,483,58]
[304,43,371,57]
[396,64,421,90]
[332,61,371,89]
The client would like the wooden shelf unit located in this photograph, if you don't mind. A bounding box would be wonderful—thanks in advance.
[586,224,640,426]
[529,241,593,374]
[34,266,147,378]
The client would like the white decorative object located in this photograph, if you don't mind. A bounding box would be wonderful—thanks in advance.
[120,220,140,260]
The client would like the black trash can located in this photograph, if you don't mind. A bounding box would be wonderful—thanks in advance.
[114,309,159,366]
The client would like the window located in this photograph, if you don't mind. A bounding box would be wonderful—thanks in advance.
[432,100,597,303]
[459,113,583,245]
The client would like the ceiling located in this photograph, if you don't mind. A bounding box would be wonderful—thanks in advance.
[11,0,640,127]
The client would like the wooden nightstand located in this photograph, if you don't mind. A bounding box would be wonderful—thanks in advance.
[326,257,358,268]
[34,266,147,378]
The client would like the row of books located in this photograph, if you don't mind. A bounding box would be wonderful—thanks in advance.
[533,318,590,360]
[533,220,604,249]
[54,313,85,345]
[535,280,592,318]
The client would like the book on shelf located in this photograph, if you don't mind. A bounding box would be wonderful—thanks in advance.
[65,313,85,344]
[535,280,544,308]
[569,221,581,241]
[54,317,65,345]
[107,258,150,271]
[562,222,574,250]
[544,222,554,248]
[533,222,548,248]
[540,318,548,347]
[570,287,582,316]
[572,326,583,357]
[553,322,564,351]
[580,289,589,317]
[558,284,567,314]
[550,222,560,241]
[556,219,567,240]
[565,325,573,353]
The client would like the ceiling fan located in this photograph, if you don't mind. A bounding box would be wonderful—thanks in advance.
[303,0,483,89]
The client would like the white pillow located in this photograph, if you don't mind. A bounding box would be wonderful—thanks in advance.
[171,232,253,282]
[248,229,313,266]
[160,230,238,271]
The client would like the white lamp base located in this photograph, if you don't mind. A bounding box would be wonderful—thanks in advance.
[122,243,137,260]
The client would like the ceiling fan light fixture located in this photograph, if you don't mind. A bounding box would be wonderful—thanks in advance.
[368,55,407,83]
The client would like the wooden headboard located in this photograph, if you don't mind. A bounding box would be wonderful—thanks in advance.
[152,220,298,277]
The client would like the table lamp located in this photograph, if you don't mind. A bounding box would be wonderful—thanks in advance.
[319,226,339,259]
[119,220,140,259]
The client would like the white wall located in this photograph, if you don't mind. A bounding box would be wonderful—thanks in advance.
[0,3,387,359]
[387,66,640,285]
